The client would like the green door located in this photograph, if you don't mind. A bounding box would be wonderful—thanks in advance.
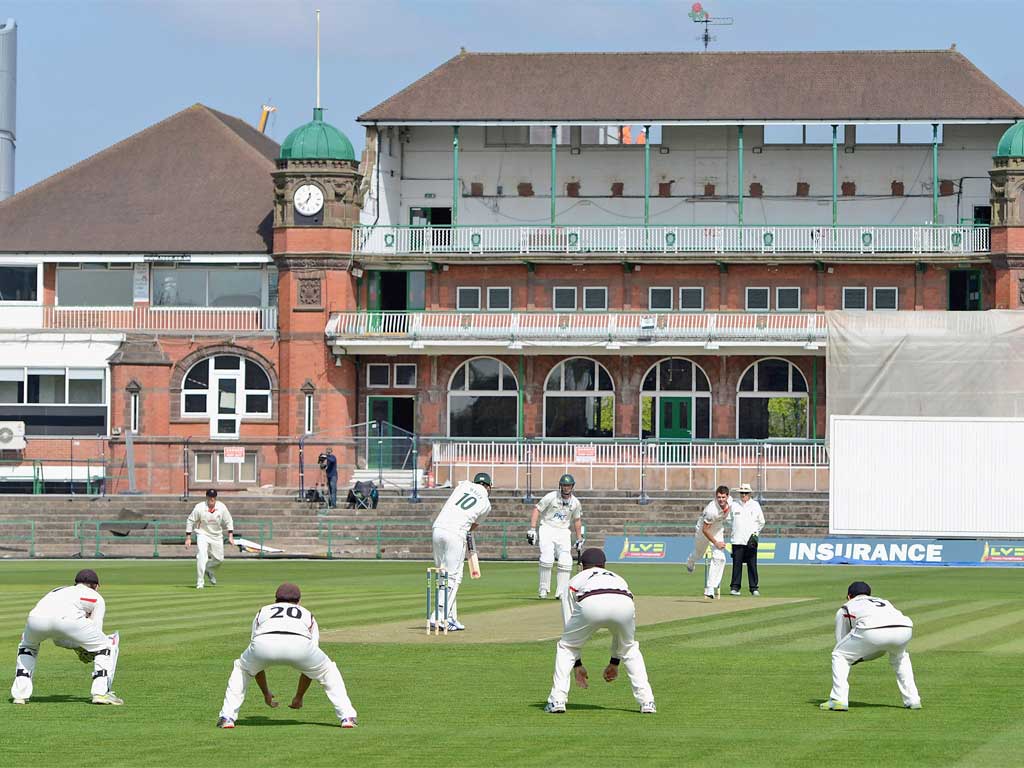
[367,397,394,469]
[659,397,692,439]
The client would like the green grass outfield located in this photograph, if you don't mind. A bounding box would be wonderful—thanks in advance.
[1,560,1022,767]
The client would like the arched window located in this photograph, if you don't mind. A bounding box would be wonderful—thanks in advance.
[736,358,808,439]
[640,358,712,439]
[448,357,518,437]
[182,354,272,437]
[544,358,614,438]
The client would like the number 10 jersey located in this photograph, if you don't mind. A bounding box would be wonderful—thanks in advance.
[433,480,492,536]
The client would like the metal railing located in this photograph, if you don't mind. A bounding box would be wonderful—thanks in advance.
[622,522,822,537]
[39,305,278,334]
[318,518,512,560]
[432,438,829,494]
[0,454,107,495]
[0,520,36,557]
[73,519,273,558]
[327,311,827,346]
[354,224,989,256]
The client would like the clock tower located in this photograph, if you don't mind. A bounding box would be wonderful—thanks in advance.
[272,105,363,463]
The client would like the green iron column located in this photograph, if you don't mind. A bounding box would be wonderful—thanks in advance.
[931,122,939,225]
[737,125,744,226]
[811,357,818,441]
[550,126,557,225]
[518,356,525,438]
[452,126,460,228]
[643,125,651,226]
[831,124,838,226]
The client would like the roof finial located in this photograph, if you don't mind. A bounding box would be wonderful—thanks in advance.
[315,9,321,109]
[459,46,467,56]
[950,42,957,50]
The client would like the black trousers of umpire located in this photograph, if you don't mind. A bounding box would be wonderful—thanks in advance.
[730,542,759,592]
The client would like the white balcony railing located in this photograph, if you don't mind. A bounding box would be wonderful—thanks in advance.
[326,311,826,347]
[354,224,989,256]
[36,306,278,334]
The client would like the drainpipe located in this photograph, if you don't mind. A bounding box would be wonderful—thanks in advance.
[831,124,838,226]
[518,355,525,439]
[737,125,744,226]
[643,125,651,227]
[931,123,939,225]
[452,126,460,228]
[550,126,557,225]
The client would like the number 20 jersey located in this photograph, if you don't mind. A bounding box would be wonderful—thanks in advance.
[433,480,491,536]
[251,602,317,640]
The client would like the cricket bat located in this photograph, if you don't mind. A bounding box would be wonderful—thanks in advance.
[467,532,481,579]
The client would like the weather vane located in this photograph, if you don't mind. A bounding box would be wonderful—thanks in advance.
[688,3,734,51]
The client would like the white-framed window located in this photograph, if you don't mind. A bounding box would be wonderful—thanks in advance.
[553,287,577,311]
[544,358,615,438]
[367,364,390,388]
[842,287,868,310]
[180,355,272,418]
[303,392,314,435]
[736,358,809,439]
[56,264,134,306]
[583,287,608,311]
[763,125,846,145]
[394,364,417,388]
[529,125,570,145]
[0,264,41,304]
[745,287,770,312]
[679,287,704,312]
[456,287,481,311]
[448,357,519,437]
[776,287,801,312]
[856,123,943,145]
[649,287,673,311]
[487,287,511,311]
[199,450,257,484]
[484,126,529,146]
[874,287,899,311]
[579,125,663,146]
[152,265,263,307]
[0,367,107,406]
[130,391,140,434]
[639,357,713,439]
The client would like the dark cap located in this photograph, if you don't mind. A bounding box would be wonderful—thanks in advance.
[580,548,607,568]
[275,583,301,603]
[847,581,872,597]
[205,488,218,498]
[74,569,100,587]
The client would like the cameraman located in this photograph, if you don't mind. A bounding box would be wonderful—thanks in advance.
[318,448,338,508]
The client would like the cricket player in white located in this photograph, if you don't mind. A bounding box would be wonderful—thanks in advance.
[185,488,234,589]
[431,472,492,631]
[217,583,358,729]
[528,474,584,600]
[685,485,736,599]
[821,581,922,711]
[11,569,123,705]
[545,548,655,714]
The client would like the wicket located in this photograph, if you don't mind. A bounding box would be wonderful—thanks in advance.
[425,567,450,635]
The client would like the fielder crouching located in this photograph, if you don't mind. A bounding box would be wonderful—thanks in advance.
[217,583,358,729]
[545,548,656,715]
[10,568,123,706]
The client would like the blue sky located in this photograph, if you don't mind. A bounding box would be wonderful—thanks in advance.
[4,0,1024,193]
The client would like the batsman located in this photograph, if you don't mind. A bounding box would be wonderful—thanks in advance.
[528,474,584,600]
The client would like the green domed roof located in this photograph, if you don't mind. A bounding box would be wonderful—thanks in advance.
[995,121,1024,158]
[280,108,356,161]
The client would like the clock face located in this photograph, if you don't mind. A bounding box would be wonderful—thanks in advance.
[294,183,325,216]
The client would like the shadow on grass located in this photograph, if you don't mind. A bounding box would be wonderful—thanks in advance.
[805,698,908,710]
[12,694,86,704]
[528,701,638,714]
[237,715,340,728]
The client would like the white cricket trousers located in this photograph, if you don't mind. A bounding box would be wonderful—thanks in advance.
[431,528,465,621]
[829,626,921,707]
[11,615,120,700]
[195,533,225,586]
[538,525,573,598]
[548,594,654,707]
[219,634,357,722]
[686,530,726,595]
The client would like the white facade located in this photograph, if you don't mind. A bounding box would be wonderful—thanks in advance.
[363,123,1003,229]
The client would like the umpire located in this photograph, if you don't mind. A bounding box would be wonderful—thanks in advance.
[728,483,765,596]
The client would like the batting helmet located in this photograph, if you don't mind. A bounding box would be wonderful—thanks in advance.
[473,472,493,487]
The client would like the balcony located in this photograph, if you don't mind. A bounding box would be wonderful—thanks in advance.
[325,311,826,354]
[353,224,989,258]
[0,306,279,334]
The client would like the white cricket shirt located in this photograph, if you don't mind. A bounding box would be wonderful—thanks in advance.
[186,500,234,538]
[730,498,765,544]
[835,595,914,641]
[696,497,735,542]
[433,481,491,536]
[252,602,318,642]
[30,584,106,631]
[535,491,582,530]
[568,567,633,600]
